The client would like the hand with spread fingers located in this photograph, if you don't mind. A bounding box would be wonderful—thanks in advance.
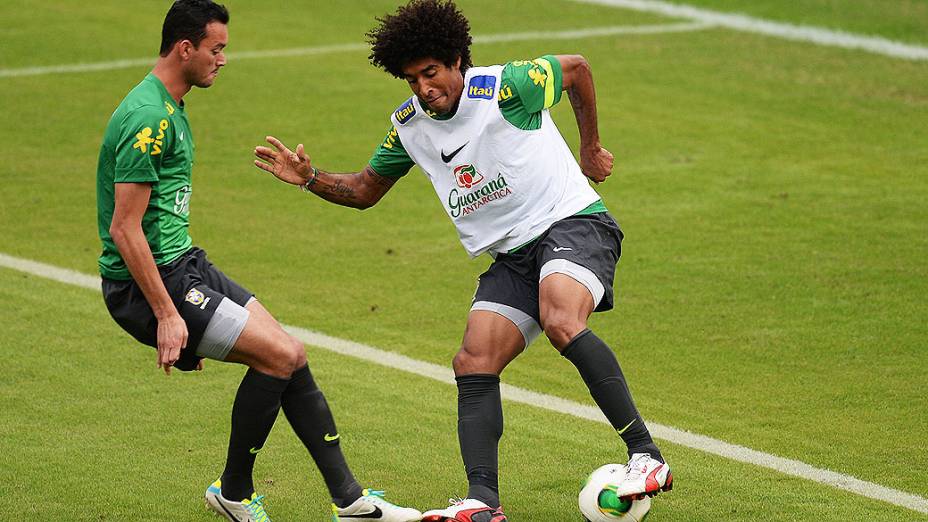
[254,136,315,186]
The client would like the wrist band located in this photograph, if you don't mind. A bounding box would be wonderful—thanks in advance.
[300,166,318,193]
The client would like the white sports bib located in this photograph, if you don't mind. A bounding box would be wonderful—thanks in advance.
[391,65,600,257]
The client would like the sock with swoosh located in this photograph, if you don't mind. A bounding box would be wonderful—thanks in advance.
[281,364,362,508]
[221,368,287,501]
[562,329,663,462]
[457,373,503,508]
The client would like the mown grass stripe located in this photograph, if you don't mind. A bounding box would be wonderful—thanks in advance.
[573,0,928,60]
[0,22,711,79]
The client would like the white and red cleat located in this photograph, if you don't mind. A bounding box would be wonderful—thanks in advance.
[421,498,507,522]
[614,453,673,500]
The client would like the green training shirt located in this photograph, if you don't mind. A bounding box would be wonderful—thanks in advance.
[96,73,195,280]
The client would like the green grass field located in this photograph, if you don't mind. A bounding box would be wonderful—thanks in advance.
[1,1,926,520]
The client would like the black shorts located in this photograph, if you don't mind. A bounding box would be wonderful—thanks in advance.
[472,212,623,346]
[101,247,254,371]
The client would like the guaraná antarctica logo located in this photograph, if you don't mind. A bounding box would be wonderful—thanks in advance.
[447,164,512,218]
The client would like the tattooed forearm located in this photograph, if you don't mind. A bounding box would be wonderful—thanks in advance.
[306,164,397,209]
[326,180,355,198]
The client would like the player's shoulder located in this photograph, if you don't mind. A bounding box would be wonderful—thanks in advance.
[392,96,418,126]
[116,76,173,123]
[502,56,559,80]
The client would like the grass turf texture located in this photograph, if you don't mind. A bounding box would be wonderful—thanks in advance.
[0,0,926,520]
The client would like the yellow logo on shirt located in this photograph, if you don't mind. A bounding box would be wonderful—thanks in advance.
[132,119,170,156]
[528,67,547,87]
[133,128,155,153]
[498,84,513,101]
[151,119,169,155]
[164,101,175,115]
[383,127,399,149]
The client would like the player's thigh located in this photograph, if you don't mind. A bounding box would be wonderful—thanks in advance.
[224,300,305,377]
[537,213,622,347]
[458,258,541,375]
[456,310,526,376]
[538,274,595,349]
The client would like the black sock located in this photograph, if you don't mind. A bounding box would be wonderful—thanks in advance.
[281,365,362,507]
[221,368,287,501]
[562,329,663,462]
[457,373,503,508]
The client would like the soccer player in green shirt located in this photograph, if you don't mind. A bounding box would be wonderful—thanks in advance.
[255,1,672,520]
[96,2,421,521]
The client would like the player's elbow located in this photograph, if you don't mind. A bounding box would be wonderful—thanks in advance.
[571,55,592,78]
[109,216,140,246]
[560,54,592,89]
[354,189,386,210]
[109,220,127,243]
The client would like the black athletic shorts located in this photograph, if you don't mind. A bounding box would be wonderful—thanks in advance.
[101,247,254,371]
[472,212,623,346]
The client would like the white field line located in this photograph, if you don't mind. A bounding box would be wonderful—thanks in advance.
[572,0,928,61]
[2,252,927,515]
[0,22,710,79]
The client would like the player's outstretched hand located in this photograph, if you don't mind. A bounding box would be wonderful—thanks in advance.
[156,312,188,375]
[254,136,314,186]
[580,145,614,183]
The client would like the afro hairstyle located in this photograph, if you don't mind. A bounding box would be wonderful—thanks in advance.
[367,0,473,78]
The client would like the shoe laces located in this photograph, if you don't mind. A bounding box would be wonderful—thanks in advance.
[243,495,270,522]
[362,489,397,507]
[624,453,653,480]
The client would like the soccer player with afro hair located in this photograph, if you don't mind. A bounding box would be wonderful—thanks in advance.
[256,1,673,519]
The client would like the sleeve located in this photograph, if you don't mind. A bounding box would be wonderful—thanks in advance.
[114,105,171,183]
[368,125,415,178]
[499,55,564,115]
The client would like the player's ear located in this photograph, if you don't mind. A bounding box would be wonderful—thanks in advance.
[178,39,194,60]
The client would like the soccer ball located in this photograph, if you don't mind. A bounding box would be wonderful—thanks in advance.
[579,464,651,522]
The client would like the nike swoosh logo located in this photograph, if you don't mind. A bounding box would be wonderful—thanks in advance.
[249,446,262,454]
[441,142,468,163]
[324,433,340,442]
[616,418,636,435]
[552,246,573,252]
[340,506,383,519]
[214,495,240,519]
[179,131,184,141]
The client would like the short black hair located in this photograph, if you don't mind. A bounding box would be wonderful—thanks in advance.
[159,0,229,57]
[367,0,473,78]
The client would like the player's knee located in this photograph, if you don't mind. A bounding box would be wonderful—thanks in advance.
[288,335,307,369]
[453,343,482,374]
[542,315,586,350]
[258,334,304,377]
[453,342,501,375]
[452,347,472,374]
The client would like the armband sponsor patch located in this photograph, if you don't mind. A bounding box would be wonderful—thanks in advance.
[394,98,417,125]
[467,75,496,100]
